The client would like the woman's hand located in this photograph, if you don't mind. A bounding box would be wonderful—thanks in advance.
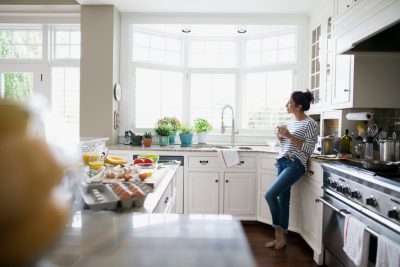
[276,126,292,139]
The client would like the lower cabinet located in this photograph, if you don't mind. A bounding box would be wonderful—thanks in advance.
[154,173,176,214]
[188,171,256,216]
[188,171,220,214]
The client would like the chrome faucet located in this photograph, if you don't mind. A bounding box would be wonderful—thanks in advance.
[221,104,239,147]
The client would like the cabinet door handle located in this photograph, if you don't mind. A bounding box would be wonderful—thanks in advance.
[309,170,315,175]
[346,4,350,8]
[344,89,349,92]
[225,180,229,183]
[237,160,245,165]
[164,196,169,204]
[215,179,219,183]
[199,160,208,165]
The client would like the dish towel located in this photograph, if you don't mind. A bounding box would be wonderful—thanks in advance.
[376,235,400,267]
[343,214,370,267]
[215,148,240,168]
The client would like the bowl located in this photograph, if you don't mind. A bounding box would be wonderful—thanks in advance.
[139,154,159,163]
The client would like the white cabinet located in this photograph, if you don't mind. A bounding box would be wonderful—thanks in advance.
[154,174,176,214]
[298,160,324,265]
[187,154,257,218]
[331,54,352,105]
[223,172,256,215]
[188,171,220,214]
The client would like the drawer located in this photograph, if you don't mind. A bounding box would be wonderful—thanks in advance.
[260,156,277,170]
[188,156,221,168]
[154,181,173,213]
[227,156,256,169]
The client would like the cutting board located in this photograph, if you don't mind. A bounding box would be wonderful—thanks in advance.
[143,167,169,188]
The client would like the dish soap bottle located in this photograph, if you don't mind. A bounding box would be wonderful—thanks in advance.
[340,129,351,154]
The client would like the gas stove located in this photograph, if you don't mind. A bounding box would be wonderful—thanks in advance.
[321,161,400,226]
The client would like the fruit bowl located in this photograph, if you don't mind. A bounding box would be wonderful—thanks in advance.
[139,154,159,163]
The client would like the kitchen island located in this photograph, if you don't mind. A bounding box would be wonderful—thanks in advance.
[42,212,257,267]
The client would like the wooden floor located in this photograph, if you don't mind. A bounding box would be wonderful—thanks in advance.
[242,221,320,267]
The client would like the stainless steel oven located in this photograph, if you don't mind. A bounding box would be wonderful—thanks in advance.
[317,162,400,267]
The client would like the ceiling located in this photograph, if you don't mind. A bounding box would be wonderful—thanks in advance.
[76,0,320,14]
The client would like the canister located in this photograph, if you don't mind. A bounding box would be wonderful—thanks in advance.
[379,139,395,162]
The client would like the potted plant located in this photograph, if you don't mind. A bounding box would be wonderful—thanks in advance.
[157,117,181,145]
[143,131,153,147]
[179,124,194,147]
[154,124,173,146]
[194,118,213,144]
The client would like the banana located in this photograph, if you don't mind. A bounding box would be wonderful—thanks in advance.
[104,156,127,165]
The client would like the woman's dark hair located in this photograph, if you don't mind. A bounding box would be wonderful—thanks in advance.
[291,90,314,111]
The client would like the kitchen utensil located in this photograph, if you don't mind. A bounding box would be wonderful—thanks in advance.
[362,160,400,171]
[367,124,378,137]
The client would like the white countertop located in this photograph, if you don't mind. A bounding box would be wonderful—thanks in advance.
[108,144,281,154]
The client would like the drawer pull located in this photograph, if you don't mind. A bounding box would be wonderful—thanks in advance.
[164,196,169,204]
[309,170,315,175]
[225,180,229,183]
[344,89,349,92]
[215,179,219,183]
[199,160,209,165]
[237,160,245,165]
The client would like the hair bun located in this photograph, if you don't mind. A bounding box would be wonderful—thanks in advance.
[304,90,314,103]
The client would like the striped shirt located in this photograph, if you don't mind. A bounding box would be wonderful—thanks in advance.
[278,117,319,169]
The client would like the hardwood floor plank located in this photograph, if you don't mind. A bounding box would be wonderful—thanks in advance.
[242,222,320,267]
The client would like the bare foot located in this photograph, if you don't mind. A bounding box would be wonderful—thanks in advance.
[274,228,286,250]
[265,240,276,248]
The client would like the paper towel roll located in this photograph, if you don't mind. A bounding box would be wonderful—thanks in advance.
[345,112,372,121]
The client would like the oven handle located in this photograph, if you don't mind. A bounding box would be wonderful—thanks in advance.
[316,196,380,238]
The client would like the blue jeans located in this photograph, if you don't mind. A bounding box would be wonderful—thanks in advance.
[264,157,305,232]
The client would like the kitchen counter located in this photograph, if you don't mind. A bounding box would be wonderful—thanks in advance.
[108,144,281,154]
[42,212,257,267]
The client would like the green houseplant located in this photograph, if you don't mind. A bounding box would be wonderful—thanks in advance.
[194,118,213,144]
[179,124,194,147]
[157,117,181,145]
[143,131,153,147]
[154,124,173,146]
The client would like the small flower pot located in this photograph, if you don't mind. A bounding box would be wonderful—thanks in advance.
[197,132,208,144]
[169,132,176,145]
[179,133,193,147]
[159,136,170,146]
[143,138,152,147]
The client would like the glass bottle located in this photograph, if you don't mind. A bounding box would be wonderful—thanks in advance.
[340,129,351,154]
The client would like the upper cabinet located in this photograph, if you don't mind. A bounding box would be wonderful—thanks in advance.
[308,1,334,114]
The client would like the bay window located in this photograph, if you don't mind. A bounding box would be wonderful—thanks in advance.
[130,25,299,136]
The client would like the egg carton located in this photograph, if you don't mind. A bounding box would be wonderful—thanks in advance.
[108,180,153,209]
[81,183,119,211]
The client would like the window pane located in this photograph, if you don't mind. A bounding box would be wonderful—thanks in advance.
[190,74,235,129]
[56,31,69,44]
[150,49,165,63]
[133,32,150,47]
[133,46,149,61]
[166,38,181,52]
[150,35,164,50]
[246,39,260,52]
[55,44,69,58]
[262,37,277,50]
[278,48,295,62]
[243,70,293,129]
[278,34,295,48]
[51,67,80,138]
[70,31,81,44]
[246,52,261,66]
[0,27,42,58]
[189,40,236,68]
[262,50,277,65]
[1,72,33,102]
[135,68,183,128]
[70,45,80,58]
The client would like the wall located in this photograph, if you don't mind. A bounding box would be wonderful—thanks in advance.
[80,5,120,144]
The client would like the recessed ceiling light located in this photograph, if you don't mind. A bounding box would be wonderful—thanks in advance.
[182,29,191,33]
[238,29,247,34]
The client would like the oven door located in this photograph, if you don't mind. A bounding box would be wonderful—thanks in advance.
[318,189,400,267]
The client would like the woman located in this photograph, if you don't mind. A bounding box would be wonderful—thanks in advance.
[264,90,319,250]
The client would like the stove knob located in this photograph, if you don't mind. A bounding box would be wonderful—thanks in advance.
[336,184,343,193]
[343,186,350,195]
[351,190,361,199]
[331,181,338,188]
[388,209,399,220]
[366,196,377,207]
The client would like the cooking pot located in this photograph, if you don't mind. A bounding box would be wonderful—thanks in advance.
[362,160,400,172]
[378,139,395,161]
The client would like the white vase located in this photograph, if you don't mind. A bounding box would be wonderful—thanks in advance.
[197,132,208,144]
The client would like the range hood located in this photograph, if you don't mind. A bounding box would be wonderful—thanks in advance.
[333,0,400,55]
[344,21,400,54]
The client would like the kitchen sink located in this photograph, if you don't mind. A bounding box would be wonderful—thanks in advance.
[192,144,253,150]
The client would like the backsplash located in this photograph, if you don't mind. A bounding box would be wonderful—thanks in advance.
[372,108,400,134]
